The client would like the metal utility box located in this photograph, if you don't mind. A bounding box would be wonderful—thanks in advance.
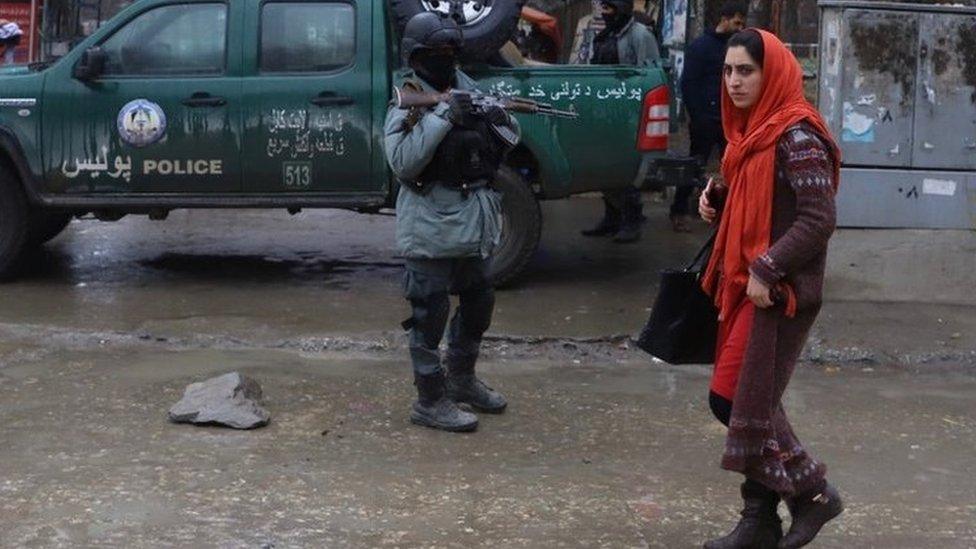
[819,1,976,229]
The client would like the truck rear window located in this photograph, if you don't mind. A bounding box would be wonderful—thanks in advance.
[260,2,355,73]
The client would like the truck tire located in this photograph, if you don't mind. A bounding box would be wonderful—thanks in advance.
[390,0,526,62]
[490,166,540,287]
[27,211,73,246]
[0,165,29,280]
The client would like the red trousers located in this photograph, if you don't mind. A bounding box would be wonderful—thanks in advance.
[710,299,755,401]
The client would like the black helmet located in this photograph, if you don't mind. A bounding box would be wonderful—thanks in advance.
[400,12,464,65]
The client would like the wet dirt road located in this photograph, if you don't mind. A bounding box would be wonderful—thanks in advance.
[1,331,974,548]
[2,199,973,352]
[1,198,975,547]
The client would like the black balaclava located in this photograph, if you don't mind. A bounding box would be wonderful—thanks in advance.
[602,1,634,33]
[401,12,463,91]
[411,50,458,91]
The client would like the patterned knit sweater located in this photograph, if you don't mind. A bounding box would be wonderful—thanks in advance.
[749,121,837,309]
[721,121,838,496]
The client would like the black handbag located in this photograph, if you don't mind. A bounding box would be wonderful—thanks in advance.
[637,233,719,365]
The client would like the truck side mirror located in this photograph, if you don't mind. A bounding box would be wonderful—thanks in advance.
[73,47,107,81]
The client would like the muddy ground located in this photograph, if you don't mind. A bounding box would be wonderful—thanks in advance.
[1,197,974,548]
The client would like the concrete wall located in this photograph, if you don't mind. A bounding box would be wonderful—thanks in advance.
[826,229,976,305]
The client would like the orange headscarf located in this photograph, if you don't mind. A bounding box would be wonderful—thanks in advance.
[701,29,840,321]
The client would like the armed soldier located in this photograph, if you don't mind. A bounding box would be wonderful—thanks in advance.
[383,13,521,433]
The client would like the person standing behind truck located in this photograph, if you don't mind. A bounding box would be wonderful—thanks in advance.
[581,0,660,243]
[571,0,657,65]
[670,1,746,233]
[383,13,521,433]
[0,19,23,65]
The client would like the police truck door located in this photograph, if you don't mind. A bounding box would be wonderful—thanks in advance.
[41,1,243,194]
[240,0,375,195]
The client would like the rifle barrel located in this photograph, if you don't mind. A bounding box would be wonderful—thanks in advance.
[395,86,578,119]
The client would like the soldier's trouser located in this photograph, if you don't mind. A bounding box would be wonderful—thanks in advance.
[603,186,643,227]
[403,257,495,377]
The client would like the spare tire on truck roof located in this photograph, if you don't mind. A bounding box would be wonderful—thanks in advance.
[389,0,527,62]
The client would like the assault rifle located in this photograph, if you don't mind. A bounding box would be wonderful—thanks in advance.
[394,87,579,120]
[395,87,578,147]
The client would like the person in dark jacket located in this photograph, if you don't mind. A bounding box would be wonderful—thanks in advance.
[670,1,746,232]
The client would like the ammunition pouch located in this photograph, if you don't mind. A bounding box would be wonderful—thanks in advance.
[415,119,504,190]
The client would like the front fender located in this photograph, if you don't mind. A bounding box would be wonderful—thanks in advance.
[0,126,44,205]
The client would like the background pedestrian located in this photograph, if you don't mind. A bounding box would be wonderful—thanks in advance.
[671,1,747,232]
[0,19,23,65]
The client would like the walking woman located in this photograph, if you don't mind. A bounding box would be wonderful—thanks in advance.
[697,29,844,549]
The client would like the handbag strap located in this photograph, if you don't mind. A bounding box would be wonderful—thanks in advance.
[684,230,717,273]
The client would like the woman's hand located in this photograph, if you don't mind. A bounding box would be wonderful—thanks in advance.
[699,177,718,223]
[746,274,774,308]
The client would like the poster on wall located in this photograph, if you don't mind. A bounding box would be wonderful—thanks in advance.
[670,49,685,85]
[669,48,686,117]
[0,1,39,64]
[661,0,688,47]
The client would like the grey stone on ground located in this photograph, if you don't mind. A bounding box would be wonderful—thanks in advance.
[168,372,270,429]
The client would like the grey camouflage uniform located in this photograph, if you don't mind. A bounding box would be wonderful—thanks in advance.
[383,69,521,377]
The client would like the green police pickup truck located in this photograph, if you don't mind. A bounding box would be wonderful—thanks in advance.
[0,0,672,284]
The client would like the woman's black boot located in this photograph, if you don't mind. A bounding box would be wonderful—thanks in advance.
[704,480,783,549]
[778,482,843,549]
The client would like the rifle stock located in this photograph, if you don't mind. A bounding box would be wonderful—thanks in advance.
[394,87,447,109]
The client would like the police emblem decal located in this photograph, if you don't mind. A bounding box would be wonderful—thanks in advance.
[117,99,167,147]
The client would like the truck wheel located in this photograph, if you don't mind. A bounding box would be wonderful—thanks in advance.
[0,165,29,280]
[490,166,540,287]
[390,0,526,62]
[27,211,73,246]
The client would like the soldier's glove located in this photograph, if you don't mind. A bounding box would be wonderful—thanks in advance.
[447,92,474,126]
[484,106,510,127]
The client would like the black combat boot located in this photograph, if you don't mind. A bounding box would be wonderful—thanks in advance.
[581,203,621,237]
[410,372,479,432]
[613,192,643,243]
[704,480,783,549]
[778,483,843,549]
[446,360,507,414]
[612,223,642,243]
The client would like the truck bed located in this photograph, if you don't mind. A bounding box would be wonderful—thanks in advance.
[463,64,670,199]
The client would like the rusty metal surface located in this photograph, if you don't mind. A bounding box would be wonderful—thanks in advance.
[819,1,976,228]
[819,1,976,14]
[820,5,976,170]
[821,8,919,167]
[913,12,976,170]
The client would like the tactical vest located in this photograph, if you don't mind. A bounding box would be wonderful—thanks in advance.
[416,116,505,189]
[592,28,620,65]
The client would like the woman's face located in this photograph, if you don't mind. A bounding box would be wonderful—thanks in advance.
[724,46,763,110]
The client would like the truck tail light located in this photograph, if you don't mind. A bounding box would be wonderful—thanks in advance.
[637,86,670,152]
